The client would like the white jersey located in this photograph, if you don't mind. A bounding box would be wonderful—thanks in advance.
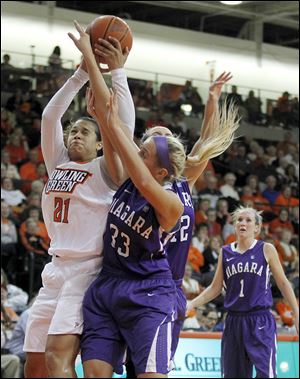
[40,66,135,260]
[42,158,114,259]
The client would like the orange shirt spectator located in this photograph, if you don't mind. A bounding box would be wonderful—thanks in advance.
[273,186,299,214]
[187,246,204,273]
[4,134,28,165]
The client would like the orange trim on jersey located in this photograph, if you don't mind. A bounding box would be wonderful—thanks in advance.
[179,331,299,341]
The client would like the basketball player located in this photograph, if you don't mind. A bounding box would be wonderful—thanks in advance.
[187,206,299,378]
[86,69,240,378]
[23,38,135,378]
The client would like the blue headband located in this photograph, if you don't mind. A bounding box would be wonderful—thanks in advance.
[153,135,174,176]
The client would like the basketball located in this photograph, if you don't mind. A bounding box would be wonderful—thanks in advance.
[88,15,133,62]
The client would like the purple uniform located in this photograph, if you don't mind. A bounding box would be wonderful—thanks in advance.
[81,178,178,375]
[164,179,195,360]
[221,240,277,378]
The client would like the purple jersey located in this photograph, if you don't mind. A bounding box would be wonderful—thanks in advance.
[222,239,273,312]
[102,178,176,279]
[165,179,195,282]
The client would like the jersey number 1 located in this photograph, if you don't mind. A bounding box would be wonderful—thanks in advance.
[54,197,70,223]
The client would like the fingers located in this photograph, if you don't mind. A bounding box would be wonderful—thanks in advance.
[73,20,85,34]
[68,32,77,44]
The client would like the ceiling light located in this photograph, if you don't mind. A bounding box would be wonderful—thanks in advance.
[220,1,243,5]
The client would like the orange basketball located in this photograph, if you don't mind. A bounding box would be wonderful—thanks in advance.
[88,15,133,63]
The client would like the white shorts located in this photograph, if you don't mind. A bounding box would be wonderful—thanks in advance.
[24,255,102,353]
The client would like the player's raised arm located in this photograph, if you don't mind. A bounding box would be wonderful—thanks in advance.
[184,72,239,191]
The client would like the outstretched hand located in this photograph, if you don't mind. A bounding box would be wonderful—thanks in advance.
[68,20,93,58]
[94,36,130,71]
[209,71,233,101]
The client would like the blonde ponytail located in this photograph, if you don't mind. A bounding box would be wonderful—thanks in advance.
[186,100,240,166]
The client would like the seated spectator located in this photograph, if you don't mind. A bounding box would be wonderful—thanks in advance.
[169,112,188,134]
[278,229,298,272]
[183,305,208,331]
[198,175,221,209]
[276,131,298,155]
[219,173,240,212]
[1,269,28,314]
[269,208,294,239]
[1,354,21,378]
[216,198,230,229]
[284,164,298,197]
[19,218,50,292]
[187,245,204,281]
[265,145,277,165]
[200,236,221,287]
[275,298,294,327]
[5,89,24,113]
[4,134,29,167]
[203,309,220,332]
[244,90,262,125]
[274,185,299,215]
[1,200,18,283]
[195,198,210,226]
[19,205,49,243]
[262,175,280,205]
[228,144,252,187]
[182,263,201,300]
[192,223,210,253]
[19,149,40,194]
[26,90,43,117]
[1,177,26,208]
[290,206,299,241]
[206,208,222,238]
[178,80,204,117]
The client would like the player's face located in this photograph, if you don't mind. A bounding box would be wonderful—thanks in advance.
[67,121,101,162]
[138,137,166,181]
[235,211,258,238]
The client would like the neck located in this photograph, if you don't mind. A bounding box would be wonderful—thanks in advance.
[236,236,256,252]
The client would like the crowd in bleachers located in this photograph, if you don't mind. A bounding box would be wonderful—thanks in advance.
[1,53,299,376]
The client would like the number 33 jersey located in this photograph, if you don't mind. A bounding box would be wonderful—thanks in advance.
[222,239,273,312]
[102,178,176,279]
[42,157,115,259]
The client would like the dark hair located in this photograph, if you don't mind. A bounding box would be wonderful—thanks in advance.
[52,46,61,55]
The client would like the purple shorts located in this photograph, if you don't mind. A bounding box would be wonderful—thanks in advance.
[221,309,277,378]
[171,284,186,361]
[81,274,177,375]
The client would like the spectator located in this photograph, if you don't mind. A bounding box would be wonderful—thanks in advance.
[278,229,298,273]
[274,91,291,127]
[219,172,240,211]
[262,175,280,205]
[182,263,201,300]
[1,268,28,314]
[206,208,222,238]
[244,90,262,124]
[194,198,210,226]
[200,236,221,285]
[216,198,230,228]
[1,177,26,208]
[182,306,208,331]
[19,218,50,292]
[179,80,204,117]
[269,208,294,239]
[1,54,14,69]
[48,45,62,72]
[228,145,252,186]
[4,133,29,166]
[274,185,299,215]
[1,200,18,283]
[198,175,222,208]
[290,97,299,127]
